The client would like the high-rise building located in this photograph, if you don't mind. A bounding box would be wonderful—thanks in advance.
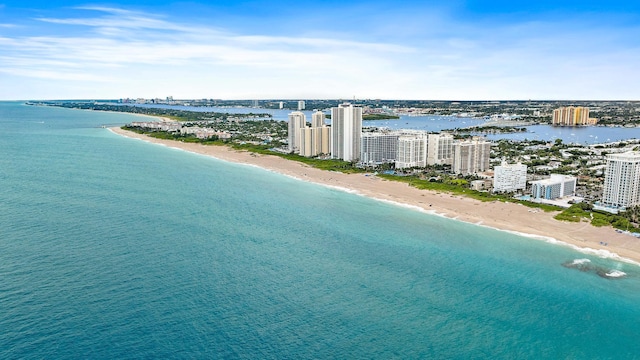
[311,110,325,128]
[396,134,428,169]
[298,100,306,111]
[452,138,491,175]
[299,124,330,157]
[427,133,453,165]
[531,174,577,200]
[493,163,527,193]
[287,111,307,153]
[330,103,362,162]
[360,132,399,165]
[552,107,596,126]
[601,151,640,210]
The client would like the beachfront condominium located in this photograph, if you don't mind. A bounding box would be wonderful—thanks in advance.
[331,103,362,162]
[552,106,597,126]
[396,134,429,169]
[361,132,399,165]
[299,127,328,157]
[311,110,325,128]
[297,110,330,157]
[493,163,528,193]
[601,151,640,210]
[427,133,453,165]
[530,174,577,200]
[452,138,491,175]
[288,111,306,153]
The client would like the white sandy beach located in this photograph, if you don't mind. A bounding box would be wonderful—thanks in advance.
[110,126,640,265]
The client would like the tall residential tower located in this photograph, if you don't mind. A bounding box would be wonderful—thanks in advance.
[601,151,640,210]
[330,103,362,162]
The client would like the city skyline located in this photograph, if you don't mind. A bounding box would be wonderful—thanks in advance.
[1,1,639,100]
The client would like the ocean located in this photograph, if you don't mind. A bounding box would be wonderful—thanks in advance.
[1,101,640,359]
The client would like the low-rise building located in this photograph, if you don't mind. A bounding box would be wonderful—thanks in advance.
[530,174,577,200]
[493,163,527,193]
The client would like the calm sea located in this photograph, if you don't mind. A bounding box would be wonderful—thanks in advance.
[2,102,640,359]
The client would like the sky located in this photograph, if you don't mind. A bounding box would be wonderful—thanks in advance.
[0,1,639,100]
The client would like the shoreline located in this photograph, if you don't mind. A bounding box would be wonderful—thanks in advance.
[108,126,640,266]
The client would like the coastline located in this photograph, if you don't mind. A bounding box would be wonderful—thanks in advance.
[108,126,640,266]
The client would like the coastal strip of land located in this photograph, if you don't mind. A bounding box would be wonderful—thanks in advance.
[110,126,640,265]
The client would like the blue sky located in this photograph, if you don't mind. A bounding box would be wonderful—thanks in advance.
[1,1,639,100]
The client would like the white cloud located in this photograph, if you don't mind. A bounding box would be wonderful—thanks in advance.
[1,6,639,100]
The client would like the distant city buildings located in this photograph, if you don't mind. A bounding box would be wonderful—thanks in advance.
[331,103,362,162]
[298,100,306,111]
[493,163,528,193]
[452,138,491,175]
[531,174,577,200]
[601,151,640,210]
[552,107,597,126]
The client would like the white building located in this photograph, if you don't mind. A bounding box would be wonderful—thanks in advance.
[427,133,453,165]
[601,151,640,210]
[288,111,307,153]
[360,132,399,165]
[396,134,429,169]
[493,163,527,193]
[298,100,306,110]
[452,138,491,175]
[531,174,577,200]
[330,103,362,162]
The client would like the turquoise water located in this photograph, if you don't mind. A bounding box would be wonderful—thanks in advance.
[1,102,640,358]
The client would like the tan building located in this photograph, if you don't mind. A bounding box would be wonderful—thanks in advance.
[452,138,491,175]
[297,110,330,158]
[552,107,597,126]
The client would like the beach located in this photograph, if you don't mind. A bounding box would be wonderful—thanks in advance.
[110,126,640,265]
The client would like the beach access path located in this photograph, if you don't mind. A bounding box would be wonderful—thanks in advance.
[110,126,640,265]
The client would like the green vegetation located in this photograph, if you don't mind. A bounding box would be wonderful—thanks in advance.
[377,174,562,211]
[122,126,221,144]
[362,114,400,120]
[325,113,400,120]
[38,102,271,122]
[227,142,364,173]
[446,125,528,134]
[122,125,363,173]
[554,203,640,232]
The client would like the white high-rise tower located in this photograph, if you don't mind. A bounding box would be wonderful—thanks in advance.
[602,151,640,210]
[330,103,362,162]
[288,111,307,153]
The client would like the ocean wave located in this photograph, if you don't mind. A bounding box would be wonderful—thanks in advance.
[605,270,627,278]
[500,229,640,267]
[571,258,591,265]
